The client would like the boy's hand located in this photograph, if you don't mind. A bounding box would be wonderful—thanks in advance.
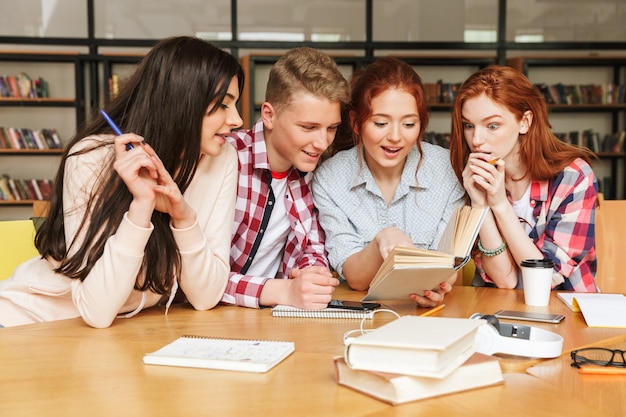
[286,266,339,310]
[260,266,339,310]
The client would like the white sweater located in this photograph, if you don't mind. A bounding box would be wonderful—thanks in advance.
[0,136,237,328]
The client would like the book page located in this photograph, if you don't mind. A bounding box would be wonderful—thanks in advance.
[436,207,460,255]
[453,207,488,257]
[574,296,626,328]
[371,246,453,288]
[437,206,488,257]
[556,292,625,312]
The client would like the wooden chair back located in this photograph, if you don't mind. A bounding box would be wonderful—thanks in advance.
[595,194,626,294]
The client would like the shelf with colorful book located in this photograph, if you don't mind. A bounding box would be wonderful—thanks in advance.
[240,53,495,132]
[0,174,54,205]
[408,55,495,133]
[0,50,84,220]
[508,55,626,200]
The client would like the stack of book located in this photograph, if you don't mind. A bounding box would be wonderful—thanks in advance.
[335,316,504,405]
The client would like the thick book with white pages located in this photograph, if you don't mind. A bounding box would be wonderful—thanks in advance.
[344,316,484,378]
[143,335,295,373]
[272,304,374,319]
[334,353,503,405]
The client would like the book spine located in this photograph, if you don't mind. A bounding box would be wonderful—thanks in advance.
[0,176,14,200]
[37,179,52,200]
[29,179,44,200]
[0,127,10,148]
[7,178,22,200]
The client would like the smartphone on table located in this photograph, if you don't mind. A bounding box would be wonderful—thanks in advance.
[494,309,565,323]
[327,300,381,311]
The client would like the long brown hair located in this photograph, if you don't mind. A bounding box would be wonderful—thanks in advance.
[35,36,244,295]
[449,64,595,184]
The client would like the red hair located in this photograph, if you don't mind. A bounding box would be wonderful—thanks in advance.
[449,65,595,184]
[329,56,429,156]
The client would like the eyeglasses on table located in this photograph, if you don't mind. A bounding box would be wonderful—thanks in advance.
[570,348,626,369]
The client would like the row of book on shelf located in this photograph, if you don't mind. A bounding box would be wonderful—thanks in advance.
[423,129,625,154]
[423,80,460,104]
[422,80,626,107]
[0,175,52,201]
[555,129,625,153]
[0,127,62,150]
[536,82,626,105]
[0,73,49,98]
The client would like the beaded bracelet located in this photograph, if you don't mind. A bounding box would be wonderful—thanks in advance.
[477,239,507,257]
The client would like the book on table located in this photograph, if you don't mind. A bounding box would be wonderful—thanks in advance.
[557,292,626,328]
[362,205,488,301]
[271,304,374,319]
[334,353,503,405]
[143,335,295,373]
[343,315,484,378]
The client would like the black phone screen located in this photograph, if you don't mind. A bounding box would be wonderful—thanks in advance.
[327,300,381,311]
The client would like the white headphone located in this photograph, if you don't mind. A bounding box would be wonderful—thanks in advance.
[470,313,563,358]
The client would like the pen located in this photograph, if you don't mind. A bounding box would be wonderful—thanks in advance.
[99,109,133,150]
[578,366,626,375]
[420,304,445,317]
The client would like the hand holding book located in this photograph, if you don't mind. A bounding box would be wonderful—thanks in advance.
[362,206,488,301]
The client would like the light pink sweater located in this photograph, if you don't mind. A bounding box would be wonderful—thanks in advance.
[0,136,237,328]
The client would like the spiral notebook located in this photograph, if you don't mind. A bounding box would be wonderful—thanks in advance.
[143,335,295,373]
[272,304,374,319]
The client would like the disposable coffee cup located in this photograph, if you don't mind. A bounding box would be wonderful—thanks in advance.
[520,258,554,307]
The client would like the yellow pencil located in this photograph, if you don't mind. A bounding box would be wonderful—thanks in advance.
[487,157,500,165]
[420,304,445,317]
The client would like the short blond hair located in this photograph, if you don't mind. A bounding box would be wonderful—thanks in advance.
[265,47,350,113]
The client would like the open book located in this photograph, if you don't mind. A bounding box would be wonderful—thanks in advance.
[362,206,488,301]
[557,292,626,328]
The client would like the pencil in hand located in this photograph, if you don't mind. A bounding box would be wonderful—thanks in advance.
[99,109,134,151]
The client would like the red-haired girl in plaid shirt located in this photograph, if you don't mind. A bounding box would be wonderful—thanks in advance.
[450,65,598,292]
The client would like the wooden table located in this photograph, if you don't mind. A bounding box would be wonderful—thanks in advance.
[527,337,626,417]
[0,286,622,417]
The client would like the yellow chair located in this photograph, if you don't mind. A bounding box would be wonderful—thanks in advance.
[0,219,39,280]
[455,258,476,286]
[595,194,626,294]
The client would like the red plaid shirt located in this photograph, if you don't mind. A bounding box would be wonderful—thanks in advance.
[221,120,328,308]
[476,158,598,292]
